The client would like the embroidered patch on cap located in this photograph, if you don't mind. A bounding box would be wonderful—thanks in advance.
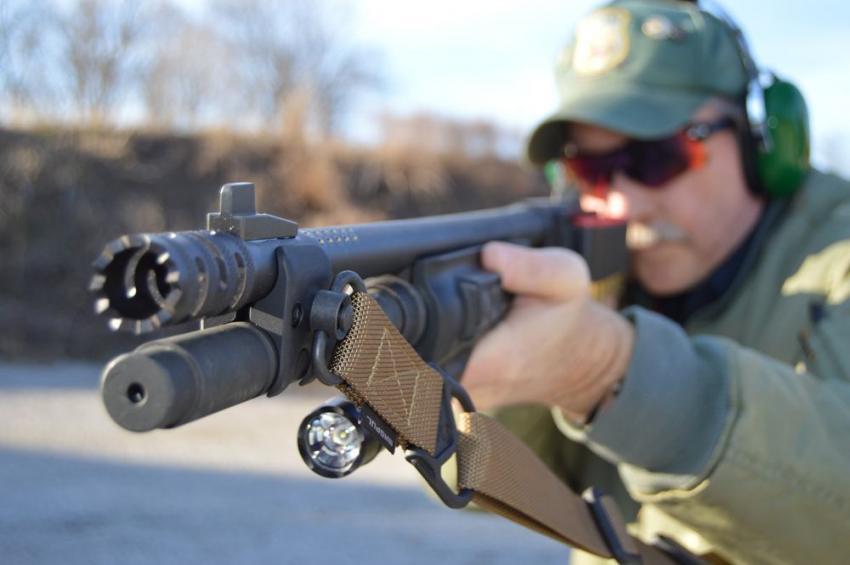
[642,15,684,40]
[572,8,631,76]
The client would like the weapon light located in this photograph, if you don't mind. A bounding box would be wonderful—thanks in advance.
[297,397,382,478]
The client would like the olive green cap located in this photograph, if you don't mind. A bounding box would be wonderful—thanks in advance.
[526,0,748,164]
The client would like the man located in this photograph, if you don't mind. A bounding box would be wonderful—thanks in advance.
[461,0,850,562]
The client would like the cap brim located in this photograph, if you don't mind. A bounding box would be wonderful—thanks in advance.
[525,86,712,165]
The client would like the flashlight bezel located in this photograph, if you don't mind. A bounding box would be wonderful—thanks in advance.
[297,397,381,479]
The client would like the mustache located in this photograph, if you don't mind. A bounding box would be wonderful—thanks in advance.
[626,221,688,250]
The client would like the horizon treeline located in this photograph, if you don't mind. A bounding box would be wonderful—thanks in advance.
[0,0,523,157]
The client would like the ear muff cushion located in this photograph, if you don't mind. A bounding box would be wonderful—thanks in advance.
[736,92,765,195]
[758,77,811,197]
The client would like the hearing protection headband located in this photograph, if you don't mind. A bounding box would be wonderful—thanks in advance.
[694,0,811,196]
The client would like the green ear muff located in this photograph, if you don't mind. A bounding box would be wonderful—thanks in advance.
[757,76,811,197]
[692,0,811,197]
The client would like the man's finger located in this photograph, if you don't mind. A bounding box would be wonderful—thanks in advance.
[481,241,590,301]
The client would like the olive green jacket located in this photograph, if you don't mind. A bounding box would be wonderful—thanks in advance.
[496,170,850,564]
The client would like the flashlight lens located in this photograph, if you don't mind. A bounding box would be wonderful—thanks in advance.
[304,411,364,475]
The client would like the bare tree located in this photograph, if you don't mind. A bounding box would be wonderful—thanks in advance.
[56,0,153,126]
[292,0,381,137]
[212,0,380,138]
[211,0,297,129]
[1,0,381,133]
[141,9,232,130]
[0,0,55,124]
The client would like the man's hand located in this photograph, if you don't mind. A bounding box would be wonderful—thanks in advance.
[461,242,635,422]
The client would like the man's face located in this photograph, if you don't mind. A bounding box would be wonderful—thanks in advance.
[568,108,764,295]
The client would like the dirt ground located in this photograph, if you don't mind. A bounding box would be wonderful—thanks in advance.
[0,362,567,565]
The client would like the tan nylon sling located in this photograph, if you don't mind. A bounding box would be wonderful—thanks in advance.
[329,292,682,565]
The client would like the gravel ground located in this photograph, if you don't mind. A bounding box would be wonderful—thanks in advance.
[0,362,568,565]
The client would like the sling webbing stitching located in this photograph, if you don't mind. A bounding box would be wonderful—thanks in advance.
[330,292,443,454]
[329,292,685,565]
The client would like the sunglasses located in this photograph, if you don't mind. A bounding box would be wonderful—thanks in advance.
[562,117,737,194]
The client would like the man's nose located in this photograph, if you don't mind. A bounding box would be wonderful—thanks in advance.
[609,173,655,221]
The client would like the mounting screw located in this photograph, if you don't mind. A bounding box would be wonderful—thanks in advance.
[291,303,304,328]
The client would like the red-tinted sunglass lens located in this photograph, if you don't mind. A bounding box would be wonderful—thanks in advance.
[565,148,631,191]
[565,159,608,187]
[626,135,691,187]
[565,129,711,192]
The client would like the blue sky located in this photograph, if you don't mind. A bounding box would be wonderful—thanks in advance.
[346,0,850,172]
